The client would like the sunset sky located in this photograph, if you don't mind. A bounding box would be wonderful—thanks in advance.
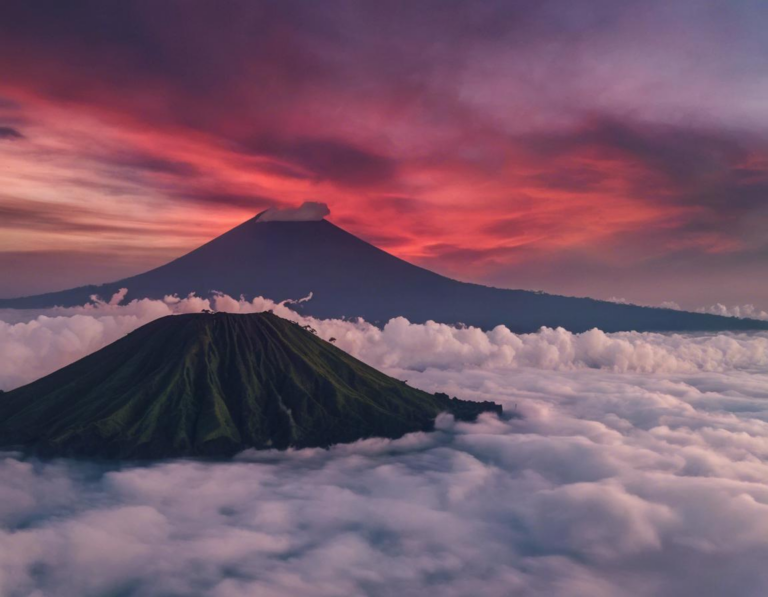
[1,0,767,310]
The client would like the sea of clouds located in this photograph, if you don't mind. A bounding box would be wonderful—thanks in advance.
[609,297,768,321]
[2,292,768,596]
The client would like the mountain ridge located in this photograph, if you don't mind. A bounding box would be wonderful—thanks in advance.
[0,312,501,459]
[1,217,766,333]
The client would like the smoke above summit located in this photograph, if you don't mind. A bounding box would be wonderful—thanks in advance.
[258,201,330,222]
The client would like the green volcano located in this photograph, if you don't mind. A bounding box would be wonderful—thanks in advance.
[0,313,501,459]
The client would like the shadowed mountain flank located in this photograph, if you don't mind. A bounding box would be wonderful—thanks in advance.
[0,312,501,459]
[1,216,766,333]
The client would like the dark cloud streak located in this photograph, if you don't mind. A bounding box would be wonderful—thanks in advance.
[0,126,23,140]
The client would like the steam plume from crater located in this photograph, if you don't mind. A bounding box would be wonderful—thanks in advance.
[257,201,330,222]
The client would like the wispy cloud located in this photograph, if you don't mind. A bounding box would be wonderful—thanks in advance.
[0,126,23,141]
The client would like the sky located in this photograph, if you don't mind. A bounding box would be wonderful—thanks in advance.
[0,0,767,311]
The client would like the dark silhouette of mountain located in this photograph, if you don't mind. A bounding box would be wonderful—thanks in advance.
[0,312,500,459]
[1,215,766,333]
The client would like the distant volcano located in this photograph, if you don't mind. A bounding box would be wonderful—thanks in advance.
[0,312,500,459]
[2,211,766,333]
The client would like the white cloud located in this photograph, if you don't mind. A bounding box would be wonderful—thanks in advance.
[696,303,768,321]
[626,299,768,321]
[2,290,767,391]
[257,201,330,222]
[2,294,768,594]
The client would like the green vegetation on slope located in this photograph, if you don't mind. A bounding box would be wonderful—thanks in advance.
[0,313,501,458]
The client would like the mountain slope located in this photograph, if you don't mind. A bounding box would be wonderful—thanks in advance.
[0,312,500,459]
[1,216,766,333]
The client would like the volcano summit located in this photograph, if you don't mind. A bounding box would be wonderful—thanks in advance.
[2,204,766,333]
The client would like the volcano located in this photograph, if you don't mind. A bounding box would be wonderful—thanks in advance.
[1,211,766,333]
[0,312,500,459]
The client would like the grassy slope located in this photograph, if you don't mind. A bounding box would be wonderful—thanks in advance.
[0,313,500,458]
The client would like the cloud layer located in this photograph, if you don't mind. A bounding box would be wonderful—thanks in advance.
[2,290,767,391]
[2,299,768,595]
